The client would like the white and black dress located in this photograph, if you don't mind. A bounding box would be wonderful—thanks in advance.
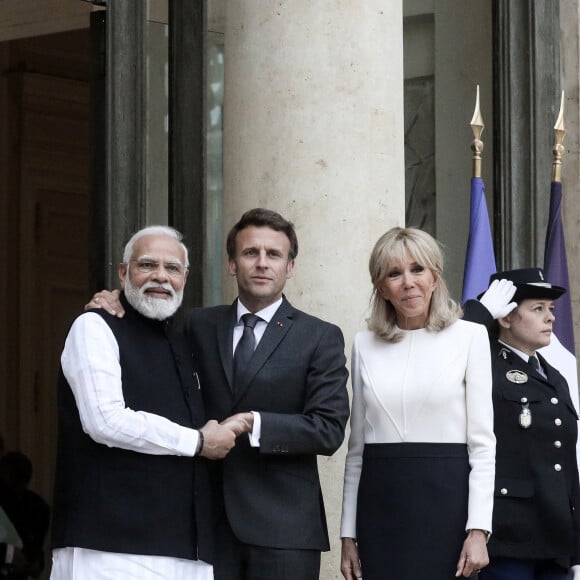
[341,320,495,580]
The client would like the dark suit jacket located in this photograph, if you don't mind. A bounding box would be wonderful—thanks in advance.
[464,300,580,566]
[185,296,349,551]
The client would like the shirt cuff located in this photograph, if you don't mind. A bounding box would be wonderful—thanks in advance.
[176,427,199,457]
[248,411,261,447]
[5,544,14,564]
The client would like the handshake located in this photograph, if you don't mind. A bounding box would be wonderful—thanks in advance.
[197,412,255,460]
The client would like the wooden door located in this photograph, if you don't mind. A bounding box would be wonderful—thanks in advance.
[16,72,89,501]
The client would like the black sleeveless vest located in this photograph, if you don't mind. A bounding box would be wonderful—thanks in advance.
[51,295,213,563]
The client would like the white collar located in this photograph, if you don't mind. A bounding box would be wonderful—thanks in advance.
[236,297,283,325]
[498,340,537,364]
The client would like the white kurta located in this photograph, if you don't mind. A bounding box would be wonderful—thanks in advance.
[50,313,211,580]
[341,320,495,538]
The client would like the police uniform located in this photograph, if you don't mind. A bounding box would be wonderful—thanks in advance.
[464,269,580,579]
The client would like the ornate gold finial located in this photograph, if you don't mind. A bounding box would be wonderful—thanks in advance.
[552,90,566,183]
[470,85,485,179]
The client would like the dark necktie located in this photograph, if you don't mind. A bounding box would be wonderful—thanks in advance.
[233,313,261,389]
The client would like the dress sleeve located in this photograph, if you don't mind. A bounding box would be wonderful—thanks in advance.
[61,313,199,456]
[340,334,366,538]
[464,323,496,532]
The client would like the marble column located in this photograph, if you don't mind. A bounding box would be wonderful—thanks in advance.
[222,2,405,577]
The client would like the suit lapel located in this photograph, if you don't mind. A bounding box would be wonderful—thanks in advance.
[217,303,237,392]
[232,299,294,406]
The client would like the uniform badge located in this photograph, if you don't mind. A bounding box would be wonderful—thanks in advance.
[506,370,528,384]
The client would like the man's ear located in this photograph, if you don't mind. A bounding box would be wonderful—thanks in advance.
[227,258,237,277]
[286,259,295,279]
[118,263,128,288]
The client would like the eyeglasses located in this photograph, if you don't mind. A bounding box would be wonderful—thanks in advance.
[130,259,187,278]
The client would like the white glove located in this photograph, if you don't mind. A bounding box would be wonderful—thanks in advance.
[479,279,517,319]
[570,564,580,580]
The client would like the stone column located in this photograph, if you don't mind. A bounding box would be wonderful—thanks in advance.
[222,2,405,577]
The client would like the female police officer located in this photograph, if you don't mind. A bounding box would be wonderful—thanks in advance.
[464,268,580,580]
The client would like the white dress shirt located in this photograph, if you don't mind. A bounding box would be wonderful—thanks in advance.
[341,320,496,538]
[234,298,283,446]
[51,313,211,580]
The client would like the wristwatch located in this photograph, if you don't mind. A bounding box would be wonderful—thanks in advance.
[466,529,491,543]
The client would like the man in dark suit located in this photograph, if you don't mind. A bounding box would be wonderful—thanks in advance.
[89,209,350,580]
[186,208,350,580]
[464,269,580,580]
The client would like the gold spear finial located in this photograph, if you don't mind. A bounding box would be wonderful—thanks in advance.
[552,90,566,183]
[470,85,485,179]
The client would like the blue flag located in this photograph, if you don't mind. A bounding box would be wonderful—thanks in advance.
[543,181,575,354]
[461,177,496,304]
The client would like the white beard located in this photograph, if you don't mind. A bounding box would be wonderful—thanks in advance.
[124,276,183,320]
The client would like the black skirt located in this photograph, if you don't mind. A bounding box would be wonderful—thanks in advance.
[356,442,470,580]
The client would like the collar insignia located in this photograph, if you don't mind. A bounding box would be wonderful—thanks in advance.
[499,348,510,360]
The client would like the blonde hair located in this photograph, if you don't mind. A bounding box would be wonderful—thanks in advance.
[367,227,461,342]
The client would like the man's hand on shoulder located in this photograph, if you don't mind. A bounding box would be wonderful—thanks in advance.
[85,289,125,318]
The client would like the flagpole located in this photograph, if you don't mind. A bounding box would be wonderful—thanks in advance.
[462,85,496,304]
[552,90,565,183]
[470,85,484,179]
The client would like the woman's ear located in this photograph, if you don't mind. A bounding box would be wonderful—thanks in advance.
[497,314,512,329]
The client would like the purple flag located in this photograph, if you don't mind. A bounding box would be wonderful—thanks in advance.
[461,177,497,304]
[540,182,580,472]
[543,181,575,354]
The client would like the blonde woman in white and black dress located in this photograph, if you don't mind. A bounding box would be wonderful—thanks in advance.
[340,227,495,580]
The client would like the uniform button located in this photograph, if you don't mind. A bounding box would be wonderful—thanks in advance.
[554,440,562,448]
[520,397,528,403]
[555,418,562,426]
[554,464,562,471]
[500,488,508,495]
[551,397,559,405]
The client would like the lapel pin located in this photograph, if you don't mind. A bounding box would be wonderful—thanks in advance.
[276,321,284,327]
